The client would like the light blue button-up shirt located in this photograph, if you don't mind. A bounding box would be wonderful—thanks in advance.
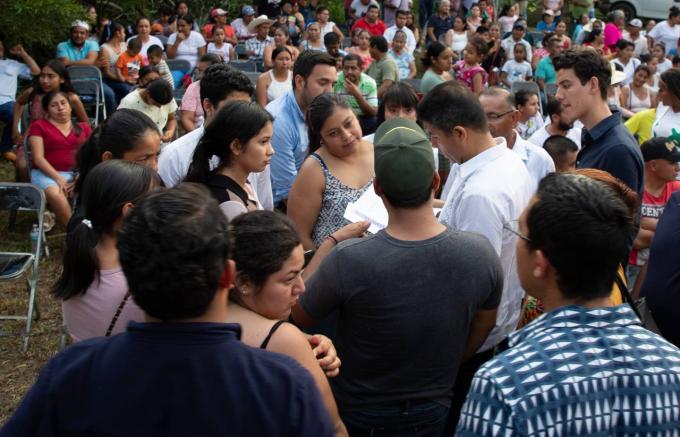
[266,90,308,204]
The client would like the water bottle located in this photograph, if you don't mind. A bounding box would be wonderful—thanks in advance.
[30,224,40,254]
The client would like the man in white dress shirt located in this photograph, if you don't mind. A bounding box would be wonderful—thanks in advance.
[528,96,582,149]
[418,81,534,425]
[479,87,555,193]
[383,10,417,54]
[158,64,274,209]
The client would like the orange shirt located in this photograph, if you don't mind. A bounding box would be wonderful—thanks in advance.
[115,52,144,79]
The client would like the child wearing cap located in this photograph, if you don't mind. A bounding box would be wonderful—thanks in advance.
[628,137,680,285]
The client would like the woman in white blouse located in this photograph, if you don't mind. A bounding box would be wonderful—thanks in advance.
[167,14,207,71]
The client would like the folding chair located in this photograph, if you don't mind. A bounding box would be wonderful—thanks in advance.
[235,43,247,59]
[244,71,261,88]
[530,31,544,48]
[511,80,544,114]
[67,65,107,122]
[0,183,45,351]
[402,78,422,92]
[230,60,258,72]
[341,37,352,49]
[166,59,192,89]
[544,83,558,98]
[71,81,102,127]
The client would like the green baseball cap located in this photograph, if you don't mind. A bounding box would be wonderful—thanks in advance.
[374,118,436,203]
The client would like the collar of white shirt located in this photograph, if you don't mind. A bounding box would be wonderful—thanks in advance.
[458,137,508,181]
[510,132,531,163]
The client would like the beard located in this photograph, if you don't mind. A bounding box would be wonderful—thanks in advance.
[556,120,573,131]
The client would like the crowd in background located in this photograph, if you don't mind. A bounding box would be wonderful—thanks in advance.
[1,0,680,435]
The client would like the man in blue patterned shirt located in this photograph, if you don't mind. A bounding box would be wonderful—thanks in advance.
[457,173,680,436]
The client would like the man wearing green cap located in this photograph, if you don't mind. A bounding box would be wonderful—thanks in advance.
[292,118,503,436]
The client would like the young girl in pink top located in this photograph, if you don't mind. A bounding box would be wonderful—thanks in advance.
[52,160,160,342]
[453,35,488,95]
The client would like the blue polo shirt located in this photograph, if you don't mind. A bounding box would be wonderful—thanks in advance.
[55,39,99,61]
[427,14,454,42]
[266,90,308,204]
[0,322,333,436]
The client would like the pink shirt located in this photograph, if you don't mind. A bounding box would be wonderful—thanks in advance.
[604,23,622,49]
[179,80,204,123]
[62,268,145,342]
[455,60,488,92]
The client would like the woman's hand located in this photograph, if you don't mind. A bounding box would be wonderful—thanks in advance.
[308,334,341,378]
[12,129,22,146]
[55,175,69,195]
[332,220,370,243]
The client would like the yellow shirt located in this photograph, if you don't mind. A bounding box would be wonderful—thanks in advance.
[625,108,656,145]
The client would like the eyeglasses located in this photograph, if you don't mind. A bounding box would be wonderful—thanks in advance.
[504,220,531,243]
[485,109,515,122]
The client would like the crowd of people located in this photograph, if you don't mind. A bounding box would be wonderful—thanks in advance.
[2,0,680,435]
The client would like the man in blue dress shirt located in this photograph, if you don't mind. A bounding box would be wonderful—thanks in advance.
[266,51,337,208]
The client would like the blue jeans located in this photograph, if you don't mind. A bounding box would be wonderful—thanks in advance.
[419,0,435,29]
[102,82,117,117]
[342,400,449,437]
[104,78,133,106]
[0,101,14,152]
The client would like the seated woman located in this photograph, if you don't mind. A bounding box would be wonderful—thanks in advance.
[185,101,273,221]
[227,211,353,436]
[118,78,177,143]
[264,26,299,70]
[167,14,207,71]
[98,22,131,105]
[27,91,92,227]
[12,60,88,182]
[257,47,293,106]
[288,93,374,249]
[420,42,454,94]
[52,160,160,341]
[445,16,468,59]
[345,29,371,71]
[620,65,657,115]
[299,22,326,52]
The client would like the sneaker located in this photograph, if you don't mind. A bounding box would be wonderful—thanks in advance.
[43,211,56,233]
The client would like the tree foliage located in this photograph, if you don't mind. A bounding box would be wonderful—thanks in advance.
[1,0,85,48]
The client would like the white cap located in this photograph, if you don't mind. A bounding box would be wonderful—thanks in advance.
[71,20,91,31]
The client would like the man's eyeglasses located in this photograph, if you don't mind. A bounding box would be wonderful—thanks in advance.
[485,109,515,122]
[503,220,531,243]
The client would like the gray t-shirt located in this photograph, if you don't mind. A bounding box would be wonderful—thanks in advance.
[300,227,503,410]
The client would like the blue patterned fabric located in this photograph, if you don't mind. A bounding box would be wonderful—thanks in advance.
[456,305,680,436]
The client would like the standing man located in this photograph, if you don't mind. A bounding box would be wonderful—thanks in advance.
[366,36,399,99]
[56,20,116,116]
[501,22,533,62]
[351,5,386,37]
[382,0,411,27]
[555,48,644,261]
[384,10,417,54]
[457,172,680,434]
[333,54,378,134]
[292,118,504,436]
[267,51,337,208]
[418,82,534,427]
[479,87,555,193]
[0,39,39,162]
[426,0,453,45]
[623,18,649,57]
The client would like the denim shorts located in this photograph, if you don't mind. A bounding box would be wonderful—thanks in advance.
[30,169,74,191]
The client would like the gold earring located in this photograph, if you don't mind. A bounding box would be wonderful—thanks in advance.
[240,287,249,296]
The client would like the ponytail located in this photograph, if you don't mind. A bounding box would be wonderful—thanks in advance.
[51,220,100,300]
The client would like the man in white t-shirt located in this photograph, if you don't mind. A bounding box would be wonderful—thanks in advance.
[418,81,533,420]
[480,87,555,193]
[158,64,274,209]
[383,10,417,54]
[623,18,649,57]
[529,96,582,148]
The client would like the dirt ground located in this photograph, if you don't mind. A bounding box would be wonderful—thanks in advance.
[0,160,66,425]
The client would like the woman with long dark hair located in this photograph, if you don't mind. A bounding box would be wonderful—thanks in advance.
[288,93,374,249]
[52,160,160,341]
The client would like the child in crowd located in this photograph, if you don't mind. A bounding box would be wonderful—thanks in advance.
[388,30,416,80]
[324,32,347,69]
[516,89,544,139]
[543,135,579,173]
[207,26,235,63]
[497,3,519,34]
[500,43,532,88]
[453,35,488,95]
[115,37,144,85]
[347,29,372,71]
[653,43,673,74]
[146,44,175,89]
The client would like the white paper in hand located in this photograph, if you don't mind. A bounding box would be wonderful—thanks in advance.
[344,188,388,234]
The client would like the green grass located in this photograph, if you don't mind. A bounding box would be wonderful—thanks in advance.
[0,159,66,425]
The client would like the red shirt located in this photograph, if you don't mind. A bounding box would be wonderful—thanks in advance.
[202,24,236,41]
[352,17,387,37]
[629,180,680,266]
[27,119,92,171]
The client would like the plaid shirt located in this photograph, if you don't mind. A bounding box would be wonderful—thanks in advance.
[457,305,680,435]
[245,36,273,60]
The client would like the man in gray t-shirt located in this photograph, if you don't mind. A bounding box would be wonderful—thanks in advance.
[292,119,503,436]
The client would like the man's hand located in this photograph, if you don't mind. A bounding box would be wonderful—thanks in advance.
[344,78,362,99]
[9,44,26,57]
[308,334,341,377]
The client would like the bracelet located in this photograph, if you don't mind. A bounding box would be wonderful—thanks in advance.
[326,234,338,245]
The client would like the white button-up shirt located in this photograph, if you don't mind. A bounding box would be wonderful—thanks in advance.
[439,138,533,351]
[511,133,556,194]
[383,25,417,54]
